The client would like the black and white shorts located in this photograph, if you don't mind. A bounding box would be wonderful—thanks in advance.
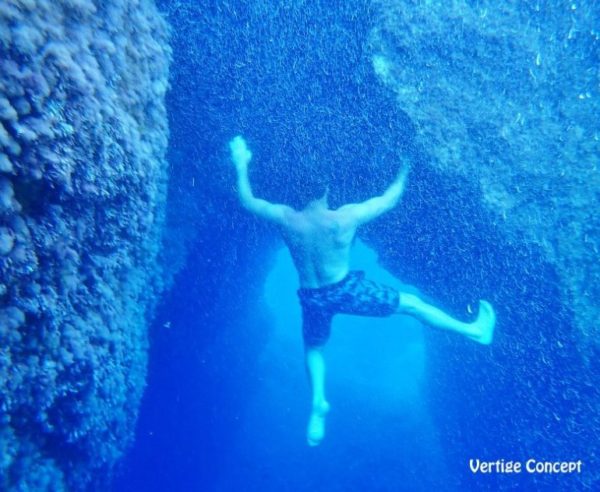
[297,271,400,346]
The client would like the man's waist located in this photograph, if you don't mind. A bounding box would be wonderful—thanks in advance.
[298,270,364,295]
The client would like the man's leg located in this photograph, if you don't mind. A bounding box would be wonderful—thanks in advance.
[304,345,331,446]
[399,294,496,345]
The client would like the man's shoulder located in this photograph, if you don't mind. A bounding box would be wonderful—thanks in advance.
[277,208,306,235]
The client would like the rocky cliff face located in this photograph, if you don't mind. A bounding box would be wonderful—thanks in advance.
[371,0,599,358]
[0,1,170,489]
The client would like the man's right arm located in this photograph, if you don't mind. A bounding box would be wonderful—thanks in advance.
[230,135,295,225]
[338,164,409,226]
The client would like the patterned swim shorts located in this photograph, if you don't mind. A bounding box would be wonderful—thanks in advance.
[297,271,400,346]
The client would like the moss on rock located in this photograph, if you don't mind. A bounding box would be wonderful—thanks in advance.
[0,1,170,489]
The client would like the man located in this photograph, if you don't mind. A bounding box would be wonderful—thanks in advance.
[229,135,496,447]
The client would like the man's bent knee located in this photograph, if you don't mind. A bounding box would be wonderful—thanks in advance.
[304,343,326,353]
[398,292,425,316]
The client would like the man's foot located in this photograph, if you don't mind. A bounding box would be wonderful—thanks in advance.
[469,300,496,345]
[307,400,330,447]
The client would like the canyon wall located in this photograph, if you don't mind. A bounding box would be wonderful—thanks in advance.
[0,1,170,489]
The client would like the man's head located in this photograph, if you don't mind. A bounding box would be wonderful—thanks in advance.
[287,169,330,210]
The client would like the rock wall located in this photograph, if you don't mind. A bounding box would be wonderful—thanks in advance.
[371,0,599,358]
[0,1,170,489]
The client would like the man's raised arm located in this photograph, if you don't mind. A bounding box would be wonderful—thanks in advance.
[338,162,409,226]
[229,135,294,224]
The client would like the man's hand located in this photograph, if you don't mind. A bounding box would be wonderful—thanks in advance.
[229,134,293,224]
[229,135,252,171]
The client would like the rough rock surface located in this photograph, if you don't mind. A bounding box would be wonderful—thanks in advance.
[371,0,599,357]
[0,0,170,489]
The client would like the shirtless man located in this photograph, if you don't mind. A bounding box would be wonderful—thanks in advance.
[229,135,496,447]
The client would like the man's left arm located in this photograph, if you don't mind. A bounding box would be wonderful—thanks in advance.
[230,135,294,224]
[337,160,409,227]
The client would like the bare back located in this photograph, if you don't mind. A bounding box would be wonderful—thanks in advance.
[279,207,357,289]
[231,134,408,288]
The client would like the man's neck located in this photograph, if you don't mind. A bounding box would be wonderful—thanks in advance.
[306,199,328,212]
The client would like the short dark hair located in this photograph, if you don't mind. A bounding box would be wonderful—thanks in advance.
[285,164,329,210]
[249,157,329,210]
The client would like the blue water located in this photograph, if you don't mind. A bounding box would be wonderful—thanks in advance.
[116,241,450,492]
[2,0,598,490]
